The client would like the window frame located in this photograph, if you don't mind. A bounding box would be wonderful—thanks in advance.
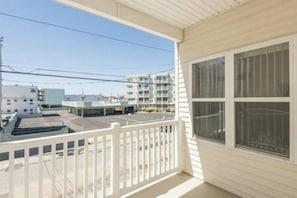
[230,36,294,160]
[190,53,230,144]
[190,34,297,162]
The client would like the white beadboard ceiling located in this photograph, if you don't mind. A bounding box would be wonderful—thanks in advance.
[56,0,249,41]
[117,0,248,29]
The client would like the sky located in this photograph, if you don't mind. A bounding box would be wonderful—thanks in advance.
[0,0,175,95]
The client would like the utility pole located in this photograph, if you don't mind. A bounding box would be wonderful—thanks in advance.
[0,37,3,128]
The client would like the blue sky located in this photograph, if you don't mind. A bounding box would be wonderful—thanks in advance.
[0,0,174,95]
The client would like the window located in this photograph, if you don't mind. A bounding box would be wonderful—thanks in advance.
[192,57,225,143]
[24,109,27,112]
[30,109,33,112]
[30,88,36,93]
[14,109,18,112]
[234,42,290,158]
[24,99,27,102]
[14,99,17,102]
[7,109,11,113]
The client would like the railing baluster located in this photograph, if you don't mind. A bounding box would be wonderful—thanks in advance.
[51,144,56,198]
[101,136,106,197]
[129,131,133,186]
[148,128,151,179]
[162,126,166,173]
[153,127,156,177]
[136,130,139,184]
[84,138,89,197]
[9,150,14,198]
[24,148,29,198]
[123,131,126,188]
[171,125,175,169]
[63,141,68,198]
[38,146,43,198]
[74,140,78,198]
[93,136,98,198]
[158,127,161,175]
[167,125,170,171]
[142,129,145,181]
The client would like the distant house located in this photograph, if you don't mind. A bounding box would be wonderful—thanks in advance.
[38,88,65,108]
[2,85,38,115]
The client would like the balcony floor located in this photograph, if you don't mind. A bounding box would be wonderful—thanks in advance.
[125,173,240,198]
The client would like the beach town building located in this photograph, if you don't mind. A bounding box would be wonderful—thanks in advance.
[2,85,38,115]
[126,73,175,111]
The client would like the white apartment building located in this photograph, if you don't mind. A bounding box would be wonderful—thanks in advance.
[2,85,38,115]
[126,73,175,111]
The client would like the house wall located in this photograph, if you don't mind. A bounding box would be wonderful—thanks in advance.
[178,0,297,197]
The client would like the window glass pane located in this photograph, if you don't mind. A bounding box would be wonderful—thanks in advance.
[234,42,289,97]
[193,102,225,143]
[192,57,225,98]
[235,102,289,158]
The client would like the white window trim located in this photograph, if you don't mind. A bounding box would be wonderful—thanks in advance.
[190,53,228,142]
[190,34,297,162]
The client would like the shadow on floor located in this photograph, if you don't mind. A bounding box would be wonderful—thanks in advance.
[125,173,240,198]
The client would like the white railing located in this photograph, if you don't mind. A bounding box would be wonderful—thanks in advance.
[0,119,183,198]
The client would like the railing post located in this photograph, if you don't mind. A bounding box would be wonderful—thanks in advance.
[111,122,121,198]
[176,117,184,173]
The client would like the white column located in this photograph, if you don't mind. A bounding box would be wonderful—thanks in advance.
[104,108,106,116]
[176,117,184,173]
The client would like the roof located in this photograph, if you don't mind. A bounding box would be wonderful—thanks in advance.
[55,0,248,42]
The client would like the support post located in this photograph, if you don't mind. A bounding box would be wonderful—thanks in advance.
[111,122,121,197]
[104,108,106,116]
[81,109,84,118]
[176,117,184,173]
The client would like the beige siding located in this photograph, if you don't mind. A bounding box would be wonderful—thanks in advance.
[178,0,297,197]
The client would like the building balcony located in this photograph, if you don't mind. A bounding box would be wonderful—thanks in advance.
[156,93,168,97]
[138,94,149,98]
[155,79,168,84]
[138,87,149,91]
[156,87,168,91]
[138,101,150,104]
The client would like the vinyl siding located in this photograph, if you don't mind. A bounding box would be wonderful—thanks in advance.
[178,0,297,197]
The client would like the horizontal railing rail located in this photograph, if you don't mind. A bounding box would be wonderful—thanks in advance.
[0,119,182,198]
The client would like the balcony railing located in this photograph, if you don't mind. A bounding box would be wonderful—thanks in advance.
[0,119,183,198]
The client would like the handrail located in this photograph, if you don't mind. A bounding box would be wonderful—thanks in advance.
[0,119,182,198]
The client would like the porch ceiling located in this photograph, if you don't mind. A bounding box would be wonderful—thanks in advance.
[55,0,248,42]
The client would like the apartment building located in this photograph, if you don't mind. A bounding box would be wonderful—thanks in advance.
[125,73,175,111]
[2,85,38,115]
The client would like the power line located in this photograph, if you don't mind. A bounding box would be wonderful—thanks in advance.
[1,64,174,78]
[0,12,173,53]
[33,68,125,78]
[2,79,106,85]
[0,70,175,85]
